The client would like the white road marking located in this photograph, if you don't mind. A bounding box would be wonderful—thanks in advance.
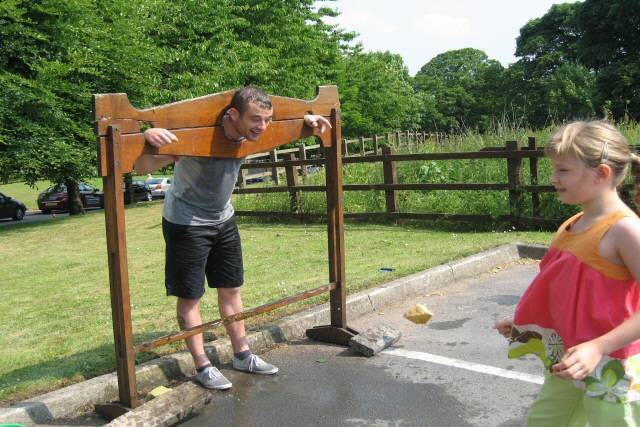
[383,348,544,385]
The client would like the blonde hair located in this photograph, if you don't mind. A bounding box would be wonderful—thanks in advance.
[545,120,640,188]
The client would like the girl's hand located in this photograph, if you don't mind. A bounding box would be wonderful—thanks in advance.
[552,340,605,380]
[494,317,513,338]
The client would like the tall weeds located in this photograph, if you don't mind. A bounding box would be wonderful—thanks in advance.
[232,123,640,222]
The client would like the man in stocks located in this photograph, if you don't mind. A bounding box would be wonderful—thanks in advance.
[135,86,331,390]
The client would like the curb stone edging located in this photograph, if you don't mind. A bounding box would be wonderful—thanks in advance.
[1,242,547,426]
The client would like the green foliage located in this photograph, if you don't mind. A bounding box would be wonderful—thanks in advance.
[336,51,422,136]
[547,62,595,120]
[510,0,640,124]
[0,0,351,194]
[576,0,640,119]
[413,48,506,132]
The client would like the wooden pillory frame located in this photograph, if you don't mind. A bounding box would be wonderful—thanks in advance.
[93,85,357,412]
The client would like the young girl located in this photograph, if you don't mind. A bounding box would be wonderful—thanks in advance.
[495,120,640,426]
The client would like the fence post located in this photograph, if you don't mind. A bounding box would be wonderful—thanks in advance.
[395,131,401,146]
[528,136,540,217]
[270,149,280,185]
[382,146,399,215]
[342,138,348,156]
[237,166,247,188]
[359,136,365,156]
[373,135,379,155]
[298,144,308,178]
[506,140,525,228]
[284,153,301,213]
[632,160,640,214]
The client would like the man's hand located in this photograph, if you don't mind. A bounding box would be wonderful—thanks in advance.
[304,114,332,134]
[144,128,178,148]
[552,340,605,380]
[494,317,513,338]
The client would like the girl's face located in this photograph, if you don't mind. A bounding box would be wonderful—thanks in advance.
[550,153,600,205]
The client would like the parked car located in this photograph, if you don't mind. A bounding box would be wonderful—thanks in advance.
[145,177,172,198]
[126,180,153,202]
[0,192,26,220]
[37,182,104,213]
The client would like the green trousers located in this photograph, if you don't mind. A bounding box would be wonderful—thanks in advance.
[528,373,640,427]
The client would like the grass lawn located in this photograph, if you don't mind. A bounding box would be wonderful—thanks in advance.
[0,200,552,404]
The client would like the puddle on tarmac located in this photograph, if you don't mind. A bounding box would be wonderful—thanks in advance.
[482,294,521,306]
[429,317,471,330]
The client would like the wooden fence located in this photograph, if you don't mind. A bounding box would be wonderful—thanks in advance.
[233,132,639,229]
[237,130,445,187]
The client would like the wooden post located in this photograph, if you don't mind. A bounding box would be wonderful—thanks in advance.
[341,138,348,156]
[237,166,247,188]
[359,136,365,156]
[528,136,540,217]
[285,153,301,213]
[382,146,399,214]
[123,174,134,205]
[507,140,525,229]
[396,131,401,146]
[373,135,379,155]
[298,144,308,178]
[632,160,640,214]
[102,126,138,409]
[306,108,357,345]
[270,149,279,185]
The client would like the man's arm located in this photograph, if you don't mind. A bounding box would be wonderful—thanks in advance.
[133,128,179,174]
[134,155,175,174]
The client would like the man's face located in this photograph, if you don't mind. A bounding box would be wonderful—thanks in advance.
[230,102,273,142]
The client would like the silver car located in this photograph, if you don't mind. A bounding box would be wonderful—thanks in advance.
[145,177,172,199]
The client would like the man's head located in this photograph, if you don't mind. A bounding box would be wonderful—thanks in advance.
[226,86,273,141]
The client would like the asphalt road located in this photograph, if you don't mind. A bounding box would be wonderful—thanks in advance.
[178,262,543,427]
[0,209,111,227]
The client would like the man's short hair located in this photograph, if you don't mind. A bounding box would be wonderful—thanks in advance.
[230,86,272,115]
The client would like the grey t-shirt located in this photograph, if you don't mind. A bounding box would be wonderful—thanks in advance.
[163,156,244,226]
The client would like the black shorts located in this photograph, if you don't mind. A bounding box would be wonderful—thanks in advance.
[162,216,244,299]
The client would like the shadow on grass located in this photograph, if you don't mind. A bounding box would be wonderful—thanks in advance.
[0,329,201,405]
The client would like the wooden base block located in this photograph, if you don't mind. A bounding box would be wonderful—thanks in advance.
[306,325,359,346]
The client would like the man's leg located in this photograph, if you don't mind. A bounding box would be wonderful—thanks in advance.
[176,297,210,368]
[217,287,278,374]
[177,296,232,390]
[217,287,249,352]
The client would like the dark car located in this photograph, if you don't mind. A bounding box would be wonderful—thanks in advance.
[127,180,153,202]
[0,192,26,220]
[37,182,104,213]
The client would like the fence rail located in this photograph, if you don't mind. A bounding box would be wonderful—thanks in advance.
[234,132,639,229]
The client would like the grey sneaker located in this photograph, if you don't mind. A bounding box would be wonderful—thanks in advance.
[196,366,232,390]
[233,354,279,375]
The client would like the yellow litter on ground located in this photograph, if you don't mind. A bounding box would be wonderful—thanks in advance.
[404,304,433,324]
[146,385,172,401]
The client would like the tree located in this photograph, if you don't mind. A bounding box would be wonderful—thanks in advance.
[546,62,595,120]
[510,2,583,126]
[413,48,505,132]
[576,0,640,119]
[0,0,165,213]
[1,0,353,213]
[336,51,422,136]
